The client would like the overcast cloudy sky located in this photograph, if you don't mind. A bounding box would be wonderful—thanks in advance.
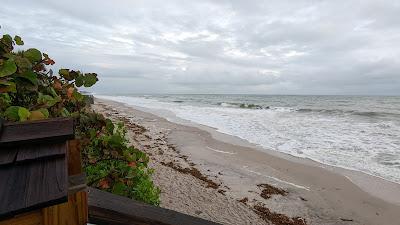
[1,0,399,95]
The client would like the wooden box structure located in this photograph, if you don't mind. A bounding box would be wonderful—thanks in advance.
[0,118,88,225]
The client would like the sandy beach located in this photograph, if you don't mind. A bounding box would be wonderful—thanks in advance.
[93,98,400,225]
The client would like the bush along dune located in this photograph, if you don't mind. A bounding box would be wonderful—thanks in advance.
[0,32,160,205]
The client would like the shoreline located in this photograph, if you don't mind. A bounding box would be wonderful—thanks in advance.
[98,96,400,205]
[93,98,400,225]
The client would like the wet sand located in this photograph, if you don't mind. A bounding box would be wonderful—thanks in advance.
[93,98,400,225]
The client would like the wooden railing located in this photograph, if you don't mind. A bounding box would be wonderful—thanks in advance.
[0,118,74,146]
[88,187,222,225]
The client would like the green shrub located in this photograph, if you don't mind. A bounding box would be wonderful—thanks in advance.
[0,31,160,205]
[0,33,98,121]
[77,111,160,205]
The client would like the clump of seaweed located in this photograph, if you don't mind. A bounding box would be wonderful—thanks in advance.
[253,204,307,225]
[161,161,219,189]
[257,183,288,199]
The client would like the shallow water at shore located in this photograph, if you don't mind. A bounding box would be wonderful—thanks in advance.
[96,94,400,184]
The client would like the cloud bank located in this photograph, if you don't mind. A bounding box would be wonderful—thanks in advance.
[1,0,399,95]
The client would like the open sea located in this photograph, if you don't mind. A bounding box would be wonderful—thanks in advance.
[97,94,400,184]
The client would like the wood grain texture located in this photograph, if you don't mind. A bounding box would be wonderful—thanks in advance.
[42,191,88,225]
[16,143,66,163]
[88,187,222,225]
[0,210,43,225]
[0,118,74,147]
[0,157,68,218]
[0,143,65,167]
[67,140,82,176]
[68,173,87,195]
[0,148,18,166]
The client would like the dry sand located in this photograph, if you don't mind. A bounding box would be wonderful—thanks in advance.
[93,98,400,225]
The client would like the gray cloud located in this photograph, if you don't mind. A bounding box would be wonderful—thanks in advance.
[1,0,399,95]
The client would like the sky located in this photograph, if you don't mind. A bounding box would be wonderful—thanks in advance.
[1,0,399,95]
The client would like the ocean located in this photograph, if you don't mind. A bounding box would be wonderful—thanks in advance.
[97,94,400,184]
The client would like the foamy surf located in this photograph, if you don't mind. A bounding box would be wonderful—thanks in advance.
[96,94,400,184]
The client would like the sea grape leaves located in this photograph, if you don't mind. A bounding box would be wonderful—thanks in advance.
[23,48,42,63]
[14,35,24,45]
[38,93,61,107]
[0,80,16,93]
[29,110,47,121]
[0,59,17,77]
[4,106,30,121]
[83,73,98,87]
[17,71,38,85]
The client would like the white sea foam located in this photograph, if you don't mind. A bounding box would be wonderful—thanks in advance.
[97,95,400,184]
[242,166,310,191]
[206,147,237,155]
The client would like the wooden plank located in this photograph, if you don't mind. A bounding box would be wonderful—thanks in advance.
[0,148,18,166]
[0,210,43,225]
[88,187,222,225]
[42,191,88,225]
[0,118,74,147]
[0,157,68,218]
[0,143,65,167]
[16,143,66,163]
[68,173,87,195]
[67,140,82,176]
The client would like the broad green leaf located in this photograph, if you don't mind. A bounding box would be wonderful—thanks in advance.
[28,110,46,121]
[15,56,32,70]
[59,69,76,81]
[75,74,84,87]
[0,80,16,93]
[4,106,20,121]
[1,35,13,46]
[18,107,30,121]
[23,48,42,63]
[18,71,38,85]
[4,106,30,122]
[14,36,24,45]
[69,71,79,80]
[83,73,98,87]
[38,108,49,118]
[38,93,60,107]
[59,69,69,76]
[0,59,17,77]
